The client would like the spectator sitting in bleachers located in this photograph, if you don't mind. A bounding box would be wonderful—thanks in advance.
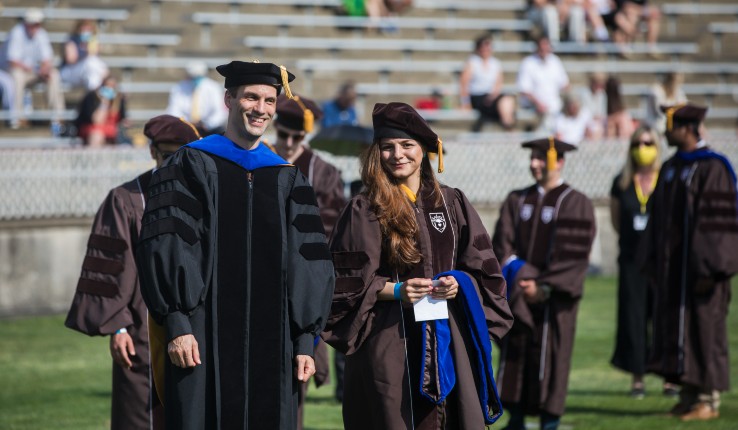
[554,91,592,145]
[517,36,569,133]
[614,0,662,58]
[605,75,634,138]
[579,71,608,140]
[60,20,109,91]
[0,69,13,114]
[645,72,687,134]
[75,75,128,147]
[460,35,516,131]
[321,81,359,128]
[166,61,227,136]
[527,0,609,43]
[0,8,65,130]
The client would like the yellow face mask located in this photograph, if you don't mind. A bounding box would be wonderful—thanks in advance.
[631,145,658,167]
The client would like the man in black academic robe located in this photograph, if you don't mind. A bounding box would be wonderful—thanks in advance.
[135,62,335,430]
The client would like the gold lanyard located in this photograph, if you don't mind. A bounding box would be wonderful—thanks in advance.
[634,173,658,214]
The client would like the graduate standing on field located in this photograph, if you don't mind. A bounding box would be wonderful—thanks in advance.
[65,114,202,430]
[642,104,738,422]
[323,102,513,429]
[135,61,335,430]
[492,138,596,430]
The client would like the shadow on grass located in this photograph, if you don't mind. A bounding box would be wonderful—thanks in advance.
[567,405,667,416]
[568,389,628,397]
[306,396,340,406]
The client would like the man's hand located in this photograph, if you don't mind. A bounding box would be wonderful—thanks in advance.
[294,354,315,382]
[110,331,135,369]
[168,334,201,368]
[519,279,539,303]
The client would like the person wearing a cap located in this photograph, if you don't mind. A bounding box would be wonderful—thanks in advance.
[492,137,595,430]
[135,61,334,430]
[166,61,227,136]
[65,115,201,430]
[272,93,345,429]
[641,104,738,421]
[323,102,513,429]
[0,7,65,130]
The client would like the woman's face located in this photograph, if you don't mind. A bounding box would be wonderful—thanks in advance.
[379,137,424,183]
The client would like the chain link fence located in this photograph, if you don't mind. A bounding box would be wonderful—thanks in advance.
[1,133,736,220]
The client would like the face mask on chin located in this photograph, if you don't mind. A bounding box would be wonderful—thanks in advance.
[631,145,658,167]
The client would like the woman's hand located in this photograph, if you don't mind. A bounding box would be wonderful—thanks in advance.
[401,278,433,303]
[430,276,459,300]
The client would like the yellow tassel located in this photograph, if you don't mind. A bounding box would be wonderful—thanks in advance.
[279,65,293,99]
[547,136,557,171]
[665,103,685,132]
[437,138,444,173]
[293,96,314,133]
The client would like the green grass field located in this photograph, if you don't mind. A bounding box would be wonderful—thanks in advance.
[0,276,735,429]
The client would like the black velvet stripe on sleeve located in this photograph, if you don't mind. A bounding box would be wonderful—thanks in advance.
[299,242,332,261]
[150,164,187,186]
[332,251,369,269]
[82,256,125,275]
[139,217,199,245]
[557,250,591,260]
[698,207,737,218]
[556,218,593,230]
[699,221,738,233]
[702,191,736,203]
[147,190,204,219]
[473,234,492,251]
[555,235,592,246]
[290,186,319,206]
[77,278,118,297]
[88,234,127,253]
[292,214,326,234]
[334,277,365,293]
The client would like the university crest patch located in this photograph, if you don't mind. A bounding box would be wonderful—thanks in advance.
[541,206,555,224]
[429,213,447,233]
[520,204,533,221]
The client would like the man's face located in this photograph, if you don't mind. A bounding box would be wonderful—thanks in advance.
[665,124,688,148]
[24,23,41,38]
[536,39,552,58]
[529,149,561,183]
[225,84,277,140]
[274,122,306,159]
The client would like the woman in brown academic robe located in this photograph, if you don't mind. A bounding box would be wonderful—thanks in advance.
[322,102,513,430]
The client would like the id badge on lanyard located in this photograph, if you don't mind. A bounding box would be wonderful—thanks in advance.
[633,214,649,231]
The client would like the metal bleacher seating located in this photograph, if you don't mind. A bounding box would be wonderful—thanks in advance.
[1,0,737,134]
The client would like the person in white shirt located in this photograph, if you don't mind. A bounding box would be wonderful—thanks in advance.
[459,35,516,131]
[166,61,228,135]
[554,91,592,145]
[60,19,109,91]
[0,8,65,129]
[517,36,570,132]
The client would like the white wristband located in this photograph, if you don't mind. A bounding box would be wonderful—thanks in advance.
[115,328,128,335]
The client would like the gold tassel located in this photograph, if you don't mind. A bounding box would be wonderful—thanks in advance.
[665,104,685,132]
[279,65,293,99]
[437,138,444,173]
[400,184,417,203]
[547,136,557,171]
[293,96,314,133]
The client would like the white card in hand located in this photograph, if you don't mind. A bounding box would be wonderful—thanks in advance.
[413,295,449,321]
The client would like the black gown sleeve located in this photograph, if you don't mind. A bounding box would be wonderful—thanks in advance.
[135,148,216,342]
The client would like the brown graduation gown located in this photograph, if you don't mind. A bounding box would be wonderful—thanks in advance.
[643,148,738,392]
[323,185,513,430]
[65,170,162,430]
[492,183,595,417]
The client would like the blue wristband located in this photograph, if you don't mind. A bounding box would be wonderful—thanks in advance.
[393,282,403,301]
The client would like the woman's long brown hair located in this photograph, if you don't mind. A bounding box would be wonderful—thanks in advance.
[360,139,443,271]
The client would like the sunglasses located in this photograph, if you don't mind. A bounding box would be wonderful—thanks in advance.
[631,139,655,148]
[277,129,305,142]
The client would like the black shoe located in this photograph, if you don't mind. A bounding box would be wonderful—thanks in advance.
[663,385,680,397]
[630,387,645,399]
